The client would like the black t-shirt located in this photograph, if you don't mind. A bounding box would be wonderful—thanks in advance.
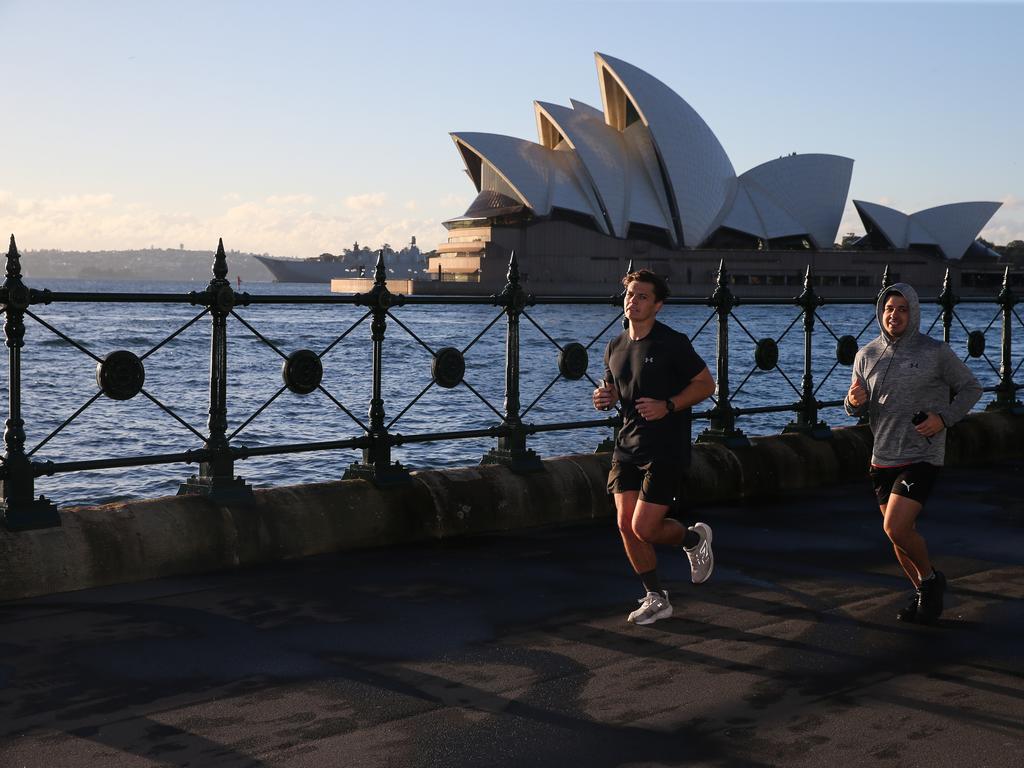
[603,320,707,464]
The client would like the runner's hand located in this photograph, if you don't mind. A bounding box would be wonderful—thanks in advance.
[593,381,618,411]
[635,397,668,420]
[847,378,867,408]
[915,412,944,438]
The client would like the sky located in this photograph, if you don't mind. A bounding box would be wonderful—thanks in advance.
[2,0,1022,258]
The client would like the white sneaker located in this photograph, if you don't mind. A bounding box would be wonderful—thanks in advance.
[684,522,714,584]
[627,590,673,625]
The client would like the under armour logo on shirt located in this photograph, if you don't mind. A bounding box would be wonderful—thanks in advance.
[644,357,654,363]
[900,480,914,492]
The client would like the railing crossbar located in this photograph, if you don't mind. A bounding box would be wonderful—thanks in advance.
[140,389,208,442]
[140,309,210,361]
[27,390,104,457]
[25,310,103,363]
[520,310,564,351]
[319,311,372,358]
[228,385,288,441]
[813,360,843,398]
[689,310,715,342]
[387,380,436,431]
[461,310,505,355]
[520,372,562,419]
[385,311,437,356]
[316,385,370,433]
[460,379,505,421]
[231,312,289,360]
[776,311,804,345]
[729,311,760,345]
[584,311,626,351]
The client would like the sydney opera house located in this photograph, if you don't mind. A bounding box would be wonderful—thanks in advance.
[431,53,1004,296]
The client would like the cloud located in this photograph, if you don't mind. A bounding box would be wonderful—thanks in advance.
[265,194,316,207]
[1,187,439,256]
[999,193,1022,211]
[343,193,387,211]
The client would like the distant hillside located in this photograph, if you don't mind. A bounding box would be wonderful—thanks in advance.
[18,247,276,283]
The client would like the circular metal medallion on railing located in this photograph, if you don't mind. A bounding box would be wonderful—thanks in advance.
[432,346,465,389]
[836,335,859,366]
[95,350,145,400]
[967,330,986,358]
[215,285,235,313]
[557,342,589,380]
[754,338,779,371]
[282,349,323,394]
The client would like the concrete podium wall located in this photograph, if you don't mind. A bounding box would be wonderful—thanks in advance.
[2,411,1021,602]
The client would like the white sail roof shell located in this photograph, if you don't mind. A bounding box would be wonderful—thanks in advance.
[737,154,853,248]
[911,202,1003,261]
[534,101,629,236]
[533,100,675,239]
[451,132,606,232]
[853,200,1001,259]
[596,52,736,247]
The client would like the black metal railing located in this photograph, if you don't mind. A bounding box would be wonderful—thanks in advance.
[1,235,1020,530]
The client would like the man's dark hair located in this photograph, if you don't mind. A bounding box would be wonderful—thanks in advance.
[623,269,670,302]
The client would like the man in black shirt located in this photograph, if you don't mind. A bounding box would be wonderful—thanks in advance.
[593,269,716,625]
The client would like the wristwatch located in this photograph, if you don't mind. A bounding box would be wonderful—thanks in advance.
[665,398,676,413]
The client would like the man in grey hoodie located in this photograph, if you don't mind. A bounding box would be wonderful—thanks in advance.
[845,283,981,624]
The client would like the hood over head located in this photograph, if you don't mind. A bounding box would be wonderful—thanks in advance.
[876,282,921,343]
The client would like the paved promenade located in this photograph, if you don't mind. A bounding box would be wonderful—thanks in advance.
[1,461,1021,768]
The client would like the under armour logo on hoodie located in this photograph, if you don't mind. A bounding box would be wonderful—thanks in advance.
[644,357,654,363]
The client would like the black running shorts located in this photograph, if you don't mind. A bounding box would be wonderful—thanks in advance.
[869,462,940,507]
[607,459,680,507]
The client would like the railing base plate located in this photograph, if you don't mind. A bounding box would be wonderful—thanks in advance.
[481,448,545,474]
[782,422,833,440]
[343,463,412,488]
[1,496,61,531]
[178,475,254,502]
[696,429,752,449]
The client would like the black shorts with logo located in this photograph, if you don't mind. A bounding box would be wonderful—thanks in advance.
[607,459,680,507]
[869,462,940,506]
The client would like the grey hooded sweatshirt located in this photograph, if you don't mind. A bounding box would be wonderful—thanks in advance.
[844,283,981,467]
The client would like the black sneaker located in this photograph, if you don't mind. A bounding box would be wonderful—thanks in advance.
[916,570,947,623]
[896,590,920,622]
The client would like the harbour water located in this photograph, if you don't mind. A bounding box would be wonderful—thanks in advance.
[3,278,1011,507]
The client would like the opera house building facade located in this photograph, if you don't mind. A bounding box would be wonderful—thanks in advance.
[432,53,1004,296]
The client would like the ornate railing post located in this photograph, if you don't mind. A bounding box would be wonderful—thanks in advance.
[0,236,60,530]
[697,260,749,447]
[179,239,252,501]
[938,268,958,344]
[783,266,831,438]
[482,251,543,472]
[988,266,1022,412]
[880,264,892,294]
[344,251,411,486]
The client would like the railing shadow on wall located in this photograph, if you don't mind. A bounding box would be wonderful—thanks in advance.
[1,234,1021,531]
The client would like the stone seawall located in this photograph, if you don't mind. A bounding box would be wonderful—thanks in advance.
[2,411,1021,602]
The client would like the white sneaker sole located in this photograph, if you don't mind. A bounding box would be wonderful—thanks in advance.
[630,605,673,625]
